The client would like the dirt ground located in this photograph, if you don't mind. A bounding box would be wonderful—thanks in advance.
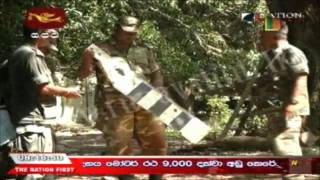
[53,124,320,180]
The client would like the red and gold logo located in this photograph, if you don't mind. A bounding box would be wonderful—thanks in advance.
[25,8,67,29]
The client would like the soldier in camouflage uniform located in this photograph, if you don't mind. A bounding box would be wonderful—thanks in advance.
[258,22,310,156]
[80,16,167,180]
[257,21,310,179]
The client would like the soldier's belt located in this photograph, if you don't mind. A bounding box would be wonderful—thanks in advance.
[16,125,51,134]
[89,44,210,144]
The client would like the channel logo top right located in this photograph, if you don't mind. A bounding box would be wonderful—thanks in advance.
[241,12,305,31]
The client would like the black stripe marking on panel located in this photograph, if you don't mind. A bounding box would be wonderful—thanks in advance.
[149,96,172,116]
[128,83,152,102]
[170,112,192,131]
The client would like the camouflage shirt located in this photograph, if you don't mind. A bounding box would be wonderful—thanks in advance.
[94,41,160,117]
[256,43,309,115]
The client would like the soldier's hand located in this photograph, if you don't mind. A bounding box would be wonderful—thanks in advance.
[285,104,297,119]
[65,90,81,99]
[84,47,94,58]
[64,87,81,99]
[156,87,168,96]
[134,105,142,111]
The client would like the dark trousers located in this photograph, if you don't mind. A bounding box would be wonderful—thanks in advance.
[0,145,14,179]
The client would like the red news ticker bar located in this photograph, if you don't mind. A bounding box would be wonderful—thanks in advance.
[9,156,320,175]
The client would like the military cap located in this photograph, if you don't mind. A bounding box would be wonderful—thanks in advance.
[119,16,140,33]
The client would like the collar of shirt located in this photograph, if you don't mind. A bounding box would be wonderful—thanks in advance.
[30,46,45,58]
[109,39,138,55]
[263,42,291,60]
[274,42,290,53]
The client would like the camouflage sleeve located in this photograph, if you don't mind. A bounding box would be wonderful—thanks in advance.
[147,49,160,73]
[284,47,309,75]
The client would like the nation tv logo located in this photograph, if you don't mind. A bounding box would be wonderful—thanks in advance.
[241,13,264,24]
[241,12,304,31]
[241,13,282,31]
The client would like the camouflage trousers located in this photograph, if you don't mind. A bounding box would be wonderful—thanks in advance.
[96,107,167,156]
[268,113,305,156]
[268,114,307,179]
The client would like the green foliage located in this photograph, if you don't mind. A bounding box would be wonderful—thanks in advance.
[207,96,232,135]
[241,115,268,136]
[208,96,232,135]
[0,0,270,137]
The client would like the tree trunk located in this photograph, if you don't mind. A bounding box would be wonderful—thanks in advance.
[172,136,271,154]
[213,136,270,150]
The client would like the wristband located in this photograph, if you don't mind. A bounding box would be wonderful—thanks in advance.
[289,99,299,105]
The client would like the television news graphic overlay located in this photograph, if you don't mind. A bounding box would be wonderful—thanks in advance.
[30,31,59,39]
[8,154,320,175]
[88,44,210,144]
[241,13,256,24]
[241,12,304,30]
[264,16,282,31]
[25,8,67,29]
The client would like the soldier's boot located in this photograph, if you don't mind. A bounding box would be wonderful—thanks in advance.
[16,174,44,180]
[283,174,305,180]
[118,175,135,180]
[149,174,162,180]
[300,131,319,147]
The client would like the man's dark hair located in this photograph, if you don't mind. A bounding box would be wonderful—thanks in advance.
[23,23,40,42]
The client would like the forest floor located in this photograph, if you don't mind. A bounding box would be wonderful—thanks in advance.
[53,123,320,180]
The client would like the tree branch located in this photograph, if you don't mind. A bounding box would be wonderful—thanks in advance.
[130,0,223,57]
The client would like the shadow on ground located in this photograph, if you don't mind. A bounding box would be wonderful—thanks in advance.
[54,124,320,179]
